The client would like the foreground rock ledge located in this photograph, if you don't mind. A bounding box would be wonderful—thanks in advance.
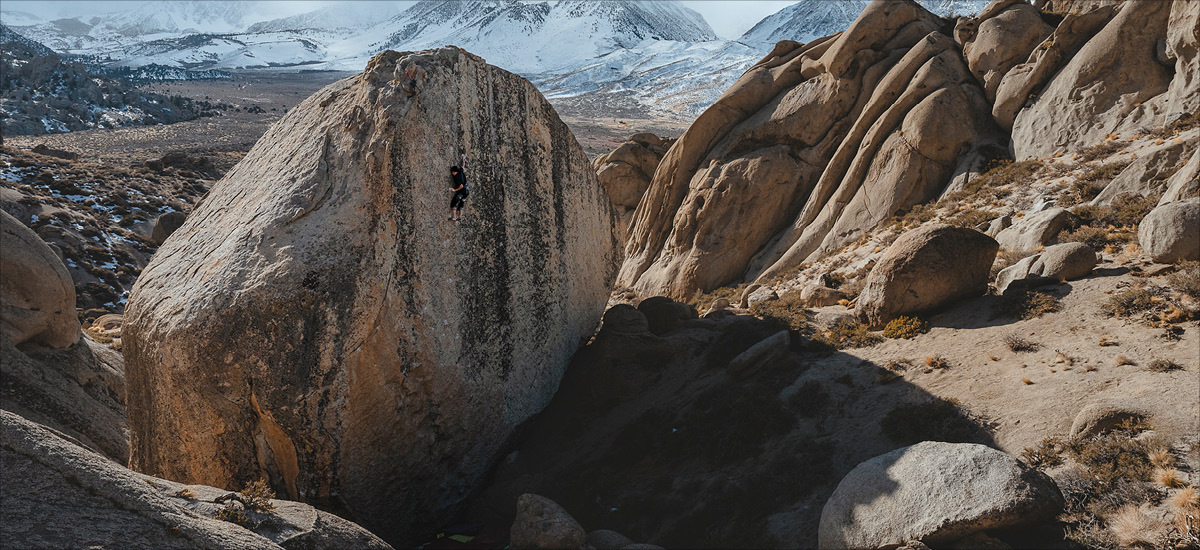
[124,47,618,546]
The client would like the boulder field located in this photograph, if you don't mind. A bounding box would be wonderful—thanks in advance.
[615,0,1198,300]
[123,47,618,546]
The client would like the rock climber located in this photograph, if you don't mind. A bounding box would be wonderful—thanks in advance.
[449,156,469,222]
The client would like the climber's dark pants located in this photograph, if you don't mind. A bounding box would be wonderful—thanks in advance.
[450,190,469,210]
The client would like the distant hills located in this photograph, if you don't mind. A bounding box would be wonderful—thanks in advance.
[1,0,988,118]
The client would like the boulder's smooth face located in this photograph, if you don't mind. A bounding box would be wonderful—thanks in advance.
[509,494,587,550]
[818,441,1063,549]
[0,210,79,349]
[996,242,1099,294]
[1138,198,1200,263]
[123,47,618,546]
[994,207,1076,253]
[857,225,999,328]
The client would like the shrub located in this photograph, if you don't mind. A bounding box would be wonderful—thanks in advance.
[1065,420,1155,490]
[1115,355,1135,366]
[1167,261,1200,300]
[749,290,806,331]
[1107,505,1166,549]
[995,289,1062,320]
[947,158,1043,203]
[175,488,196,499]
[1100,286,1160,317]
[215,504,249,526]
[888,202,938,230]
[1058,225,1127,250]
[692,282,750,309]
[923,355,949,371]
[1021,436,1065,469]
[241,479,276,513]
[1004,334,1039,352]
[880,397,991,446]
[947,208,1000,229]
[1148,448,1175,469]
[882,316,928,339]
[815,319,881,349]
[1148,359,1183,373]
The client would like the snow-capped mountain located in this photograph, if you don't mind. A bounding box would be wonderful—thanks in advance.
[335,0,720,74]
[740,0,989,49]
[0,10,45,27]
[247,2,413,33]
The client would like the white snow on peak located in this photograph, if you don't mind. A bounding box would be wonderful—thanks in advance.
[739,0,989,49]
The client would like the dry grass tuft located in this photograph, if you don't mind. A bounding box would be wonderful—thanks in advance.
[1021,436,1065,469]
[1172,486,1199,510]
[1101,286,1162,317]
[1099,336,1117,347]
[240,479,276,513]
[1156,468,1185,488]
[1084,364,1097,372]
[1115,354,1135,366]
[923,355,950,371]
[1004,334,1039,352]
[815,319,882,349]
[1056,351,1075,365]
[1149,448,1175,469]
[1021,377,1034,385]
[175,487,196,499]
[1107,505,1165,548]
[749,290,806,331]
[1148,359,1183,373]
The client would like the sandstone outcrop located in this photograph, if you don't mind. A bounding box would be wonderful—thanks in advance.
[0,410,390,550]
[960,0,1053,102]
[818,442,1063,549]
[995,242,1098,294]
[617,0,997,299]
[1009,0,1185,159]
[857,225,998,327]
[593,133,674,242]
[1092,136,1194,205]
[123,47,618,546]
[1,210,78,349]
[1138,198,1200,263]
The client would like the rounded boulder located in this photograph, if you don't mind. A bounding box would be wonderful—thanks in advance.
[1138,198,1200,263]
[818,441,1063,549]
[857,225,998,328]
[0,210,79,349]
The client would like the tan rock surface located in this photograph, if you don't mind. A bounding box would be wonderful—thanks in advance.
[0,210,79,350]
[123,47,618,546]
[1138,197,1200,263]
[1160,147,1200,205]
[1011,0,1174,159]
[618,0,995,299]
[818,442,1063,549]
[593,133,674,243]
[0,410,390,550]
[857,225,998,328]
[509,494,586,550]
[962,1,1054,102]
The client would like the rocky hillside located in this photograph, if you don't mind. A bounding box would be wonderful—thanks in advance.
[122,47,618,547]
[617,0,1198,301]
[0,24,226,136]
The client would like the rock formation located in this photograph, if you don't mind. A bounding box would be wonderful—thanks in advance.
[123,47,618,546]
[1,210,79,349]
[1007,0,1195,159]
[618,0,997,299]
[995,242,1099,294]
[509,494,587,550]
[818,441,1063,549]
[857,224,998,328]
[593,133,674,242]
[994,207,1077,253]
[1138,198,1200,263]
[0,410,391,550]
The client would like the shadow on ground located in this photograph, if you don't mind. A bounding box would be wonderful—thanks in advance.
[462,302,1002,548]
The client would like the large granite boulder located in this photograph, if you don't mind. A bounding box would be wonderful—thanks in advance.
[0,410,390,550]
[0,210,79,350]
[1160,147,1200,205]
[857,225,999,328]
[1138,198,1200,263]
[818,442,1063,549]
[961,0,1054,102]
[618,0,997,299]
[510,494,586,550]
[123,47,619,546]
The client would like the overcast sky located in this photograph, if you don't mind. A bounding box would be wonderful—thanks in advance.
[0,1,797,39]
